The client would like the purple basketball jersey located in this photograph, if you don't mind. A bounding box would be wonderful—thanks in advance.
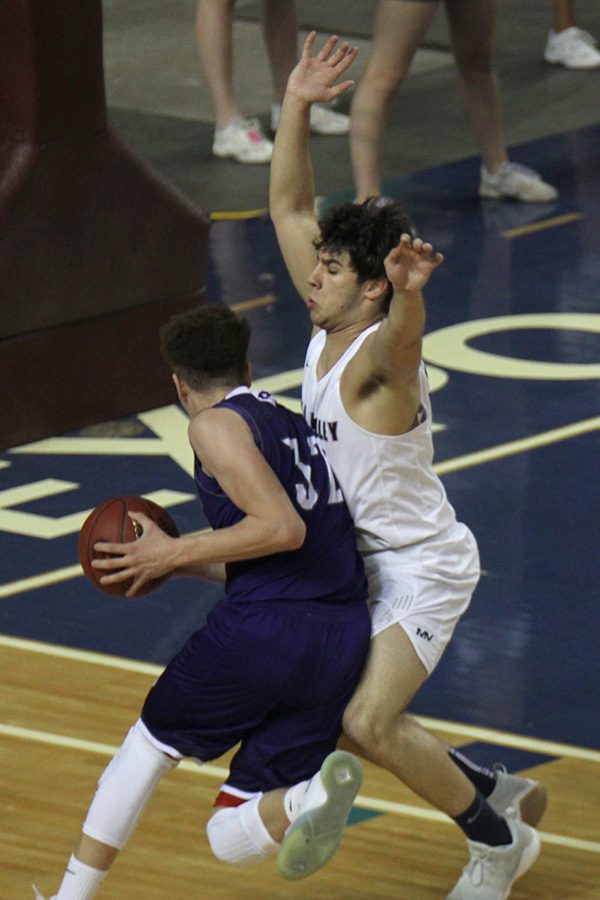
[194,387,367,606]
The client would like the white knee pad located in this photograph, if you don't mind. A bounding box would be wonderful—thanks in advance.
[207,797,278,864]
[82,719,178,849]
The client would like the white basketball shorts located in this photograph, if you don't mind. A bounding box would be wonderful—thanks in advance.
[364,522,480,674]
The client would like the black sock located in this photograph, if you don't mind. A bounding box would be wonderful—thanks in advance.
[448,747,497,798]
[453,792,512,846]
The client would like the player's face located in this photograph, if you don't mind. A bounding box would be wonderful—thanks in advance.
[306,250,364,330]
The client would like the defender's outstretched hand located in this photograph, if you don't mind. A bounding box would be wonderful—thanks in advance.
[384,234,444,295]
[287,32,359,107]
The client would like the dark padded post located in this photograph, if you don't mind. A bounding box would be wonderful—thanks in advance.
[0,0,210,447]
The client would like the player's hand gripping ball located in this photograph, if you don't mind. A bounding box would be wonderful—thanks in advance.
[78,496,179,598]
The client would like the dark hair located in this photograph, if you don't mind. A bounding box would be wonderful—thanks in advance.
[315,198,416,311]
[159,303,251,391]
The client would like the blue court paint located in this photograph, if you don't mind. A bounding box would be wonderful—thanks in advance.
[348,807,384,826]
[2,125,599,754]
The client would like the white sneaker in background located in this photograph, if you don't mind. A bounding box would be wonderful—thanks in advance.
[271,103,350,135]
[479,162,558,203]
[544,27,600,69]
[309,104,350,135]
[212,117,273,164]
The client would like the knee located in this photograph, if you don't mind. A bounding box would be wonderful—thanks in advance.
[342,696,406,762]
[342,700,418,766]
[454,47,495,82]
[355,65,407,108]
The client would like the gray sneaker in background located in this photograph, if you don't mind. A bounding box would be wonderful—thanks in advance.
[487,766,548,827]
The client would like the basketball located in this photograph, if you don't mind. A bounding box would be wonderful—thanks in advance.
[78,496,179,598]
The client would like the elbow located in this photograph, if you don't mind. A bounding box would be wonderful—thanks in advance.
[277,515,306,553]
[291,518,307,550]
[268,194,287,223]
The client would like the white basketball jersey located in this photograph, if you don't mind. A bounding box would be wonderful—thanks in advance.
[302,323,457,555]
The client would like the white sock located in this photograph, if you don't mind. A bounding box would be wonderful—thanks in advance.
[207,797,278,863]
[283,771,327,823]
[55,854,106,899]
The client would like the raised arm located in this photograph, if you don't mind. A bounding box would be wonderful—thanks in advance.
[269,33,358,300]
[351,235,444,433]
[375,234,444,374]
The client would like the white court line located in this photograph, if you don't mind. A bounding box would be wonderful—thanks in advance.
[2,633,599,763]
[0,633,163,675]
[1,722,598,856]
[419,717,600,764]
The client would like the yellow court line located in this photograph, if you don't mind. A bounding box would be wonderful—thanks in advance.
[210,208,268,221]
[1,722,598,855]
[231,294,276,312]
[1,633,599,763]
[434,415,600,475]
[501,212,583,239]
[0,528,210,599]
[0,563,83,598]
[2,415,598,599]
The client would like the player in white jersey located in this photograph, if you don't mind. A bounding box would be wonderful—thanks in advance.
[269,33,546,899]
[303,327,477,674]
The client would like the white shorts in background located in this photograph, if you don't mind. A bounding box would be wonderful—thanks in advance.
[364,522,480,674]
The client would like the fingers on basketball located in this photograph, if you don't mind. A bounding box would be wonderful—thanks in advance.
[78,496,178,598]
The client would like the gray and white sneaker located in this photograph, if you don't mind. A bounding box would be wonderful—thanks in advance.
[487,766,548,827]
[277,750,362,880]
[479,162,558,203]
[447,817,541,899]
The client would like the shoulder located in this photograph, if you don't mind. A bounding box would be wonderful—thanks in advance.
[189,406,254,448]
[341,322,383,372]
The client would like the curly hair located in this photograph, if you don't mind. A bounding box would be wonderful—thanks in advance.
[315,198,416,311]
[160,303,250,391]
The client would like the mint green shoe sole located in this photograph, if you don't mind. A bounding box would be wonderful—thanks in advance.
[277,751,363,881]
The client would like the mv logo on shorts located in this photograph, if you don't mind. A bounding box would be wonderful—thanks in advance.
[416,627,434,642]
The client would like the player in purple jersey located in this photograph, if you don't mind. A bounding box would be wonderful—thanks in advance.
[37,304,370,900]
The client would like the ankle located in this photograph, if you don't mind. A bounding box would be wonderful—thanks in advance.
[453,793,512,847]
[481,159,508,177]
[447,747,497,797]
[54,853,107,899]
[216,114,241,131]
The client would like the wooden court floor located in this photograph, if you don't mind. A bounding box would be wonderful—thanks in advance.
[2,635,599,899]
